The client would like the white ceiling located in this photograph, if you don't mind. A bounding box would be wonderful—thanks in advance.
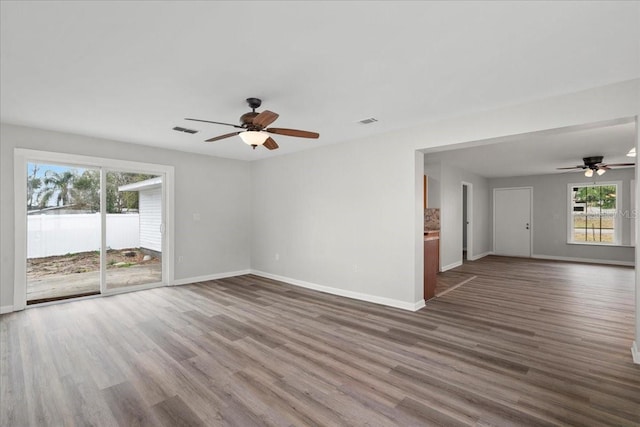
[423,119,637,178]
[1,1,639,161]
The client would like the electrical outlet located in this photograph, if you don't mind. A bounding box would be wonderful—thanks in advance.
[275,253,280,261]
[193,213,201,221]
[353,264,359,273]
[178,256,184,263]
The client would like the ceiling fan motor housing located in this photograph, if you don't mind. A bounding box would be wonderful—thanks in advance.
[240,112,259,127]
[583,156,604,168]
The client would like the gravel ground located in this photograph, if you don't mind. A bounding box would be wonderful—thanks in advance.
[27,248,160,278]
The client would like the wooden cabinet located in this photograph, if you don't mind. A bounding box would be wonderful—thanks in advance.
[424,232,439,301]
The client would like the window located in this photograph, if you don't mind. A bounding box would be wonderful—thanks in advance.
[568,183,619,244]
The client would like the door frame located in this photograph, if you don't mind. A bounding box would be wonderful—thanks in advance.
[13,148,175,310]
[461,181,473,260]
[492,186,533,257]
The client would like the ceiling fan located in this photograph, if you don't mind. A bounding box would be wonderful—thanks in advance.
[557,156,635,177]
[185,98,319,150]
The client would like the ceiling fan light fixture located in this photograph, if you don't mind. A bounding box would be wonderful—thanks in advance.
[239,131,268,146]
[596,168,606,176]
[584,169,594,177]
[627,148,636,157]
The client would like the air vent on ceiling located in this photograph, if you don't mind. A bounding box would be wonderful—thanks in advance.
[357,117,378,125]
[173,126,198,134]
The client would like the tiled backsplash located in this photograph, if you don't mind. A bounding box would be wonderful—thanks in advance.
[424,208,440,230]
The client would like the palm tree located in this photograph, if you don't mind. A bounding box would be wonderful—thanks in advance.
[42,170,76,207]
[27,164,42,210]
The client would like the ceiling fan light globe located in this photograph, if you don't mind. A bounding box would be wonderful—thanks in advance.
[596,168,606,176]
[584,169,594,177]
[239,131,268,146]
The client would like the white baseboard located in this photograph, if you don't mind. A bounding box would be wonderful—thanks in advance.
[441,261,463,272]
[531,254,634,267]
[0,305,14,314]
[413,299,426,311]
[632,341,640,365]
[251,270,424,312]
[468,251,492,261]
[172,269,252,286]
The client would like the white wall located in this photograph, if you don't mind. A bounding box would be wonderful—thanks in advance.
[251,79,639,308]
[139,188,162,252]
[1,123,251,308]
[436,163,491,270]
[489,168,635,264]
[635,119,640,363]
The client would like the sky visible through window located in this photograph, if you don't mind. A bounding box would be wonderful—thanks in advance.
[28,162,90,209]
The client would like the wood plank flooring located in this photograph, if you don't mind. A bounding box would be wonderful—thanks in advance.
[435,270,476,297]
[1,256,639,426]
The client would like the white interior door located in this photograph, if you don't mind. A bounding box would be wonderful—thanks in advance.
[494,187,532,257]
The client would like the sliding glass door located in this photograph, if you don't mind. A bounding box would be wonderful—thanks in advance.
[26,162,102,303]
[18,151,171,307]
[105,171,163,290]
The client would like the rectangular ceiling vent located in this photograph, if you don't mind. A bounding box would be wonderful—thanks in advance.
[357,117,378,125]
[173,126,198,134]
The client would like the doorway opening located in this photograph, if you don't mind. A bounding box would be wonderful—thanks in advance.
[462,182,472,261]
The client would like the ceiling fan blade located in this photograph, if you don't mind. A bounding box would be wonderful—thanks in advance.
[205,131,241,142]
[602,163,635,167]
[266,128,319,139]
[185,118,244,129]
[263,137,279,150]
[252,110,279,128]
[556,166,584,170]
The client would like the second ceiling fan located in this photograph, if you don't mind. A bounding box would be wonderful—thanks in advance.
[557,156,635,177]
[185,98,319,150]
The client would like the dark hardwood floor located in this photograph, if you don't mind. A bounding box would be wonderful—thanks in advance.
[435,270,476,296]
[1,256,639,426]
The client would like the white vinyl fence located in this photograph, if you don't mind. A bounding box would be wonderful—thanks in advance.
[28,213,140,258]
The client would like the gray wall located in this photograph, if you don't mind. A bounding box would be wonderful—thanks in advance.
[424,163,441,208]
[250,136,420,305]
[0,123,251,308]
[489,168,635,263]
[437,163,491,269]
